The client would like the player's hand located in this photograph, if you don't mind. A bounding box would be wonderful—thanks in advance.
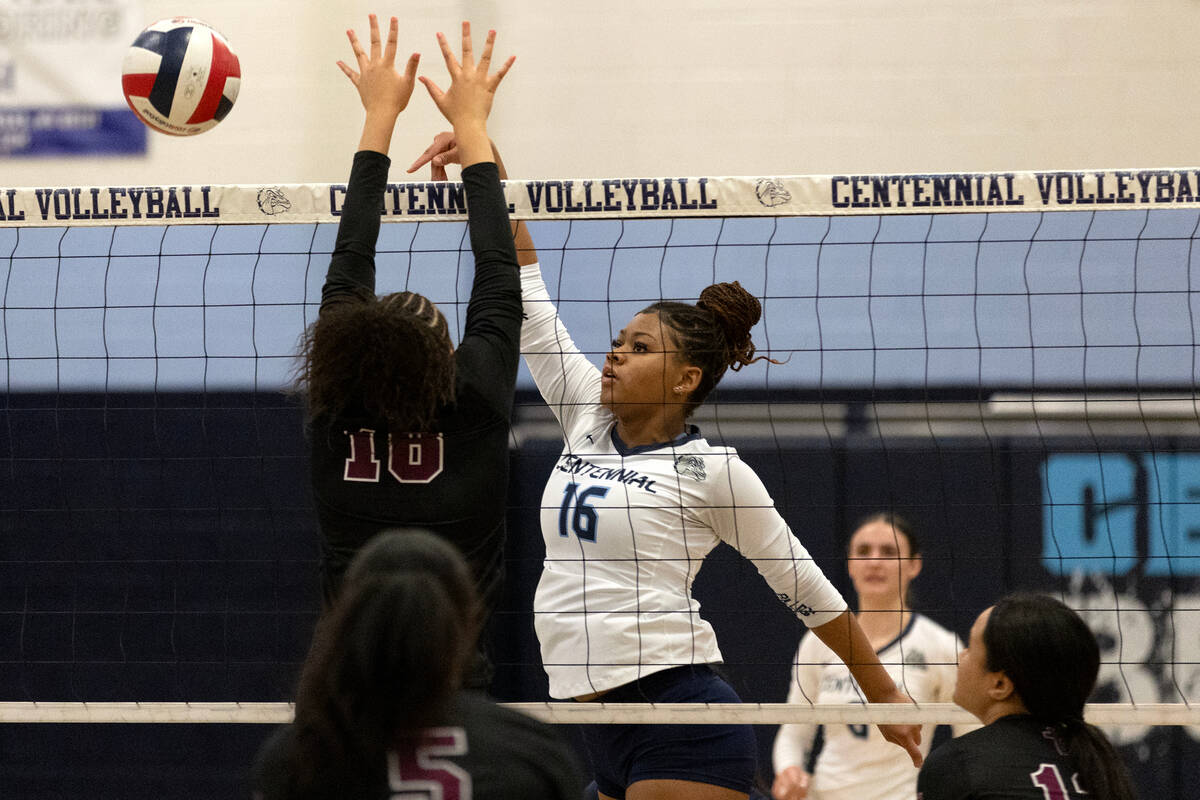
[338,14,419,119]
[419,22,514,132]
[409,131,459,181]
[877,689,923,767]
[771,766,811,800]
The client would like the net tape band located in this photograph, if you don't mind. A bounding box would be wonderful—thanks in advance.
[5,168,1200,226]
[0,701,1194,725]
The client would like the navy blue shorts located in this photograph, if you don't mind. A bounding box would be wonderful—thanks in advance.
[578,665,757,798]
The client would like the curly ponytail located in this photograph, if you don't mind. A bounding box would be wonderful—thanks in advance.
[643,280,778,416]
[695,282,763,371]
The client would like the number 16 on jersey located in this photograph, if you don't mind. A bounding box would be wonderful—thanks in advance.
[559,482,609,542]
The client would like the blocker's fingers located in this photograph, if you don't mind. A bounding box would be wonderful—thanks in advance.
[420,75,446,105]
[346,29,367,68]
[402,51,420,83]
[460,21,473,66]
[335,60,359,85]
[434,31,459,73]
[368,13,382,60]
[490,54,515,88]
[382,16,398,65]
[478,29,495,69]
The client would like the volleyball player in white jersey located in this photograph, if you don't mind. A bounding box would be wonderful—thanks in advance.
[772,513,972,800]
[409,135,922,800]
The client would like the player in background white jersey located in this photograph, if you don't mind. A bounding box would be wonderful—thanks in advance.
[409,137,922,800]
[772,513,975,800]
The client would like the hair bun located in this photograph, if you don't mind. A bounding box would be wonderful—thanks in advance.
[696,281,762,370]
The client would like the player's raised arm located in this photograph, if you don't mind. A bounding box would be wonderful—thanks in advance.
[317,14,419,310]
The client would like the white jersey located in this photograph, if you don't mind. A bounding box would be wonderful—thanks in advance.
[520,264,847,699]
[772,613,972,800]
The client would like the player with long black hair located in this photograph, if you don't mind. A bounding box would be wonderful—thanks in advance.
[917,592,1136,800]
[251,528,585,799]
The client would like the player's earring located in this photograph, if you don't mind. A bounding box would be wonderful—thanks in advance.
[673,386,684,394]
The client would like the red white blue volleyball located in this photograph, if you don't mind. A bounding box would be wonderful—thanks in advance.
[122,18,241,136]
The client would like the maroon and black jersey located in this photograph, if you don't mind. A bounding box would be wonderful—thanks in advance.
[918,714,1091,800]
[252,691,586,800]
[309,152,521,636]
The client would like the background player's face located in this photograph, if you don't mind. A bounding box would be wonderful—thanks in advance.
[603,312,689,417]
[953,605,995,720]
[846,521,921,608]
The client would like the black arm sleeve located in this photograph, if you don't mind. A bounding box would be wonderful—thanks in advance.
[455,161,523,415]
[319,150,391,312]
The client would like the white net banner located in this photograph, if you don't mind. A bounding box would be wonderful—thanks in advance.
[0,702,1195,725]
[5,168,1200,226]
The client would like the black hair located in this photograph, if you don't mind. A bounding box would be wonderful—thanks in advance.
[642,281,777,417]
[983,593,1136,800]
[284,529,479,799]
[299,291,454,432]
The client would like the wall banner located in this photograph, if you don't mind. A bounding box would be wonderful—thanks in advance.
[0,0,147,157]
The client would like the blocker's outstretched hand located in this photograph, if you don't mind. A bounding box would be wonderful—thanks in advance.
[419,22,513,168]
[337,14,419,154]
[338,14,419,117]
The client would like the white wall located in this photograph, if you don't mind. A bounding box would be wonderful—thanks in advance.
[5,0,1200,187]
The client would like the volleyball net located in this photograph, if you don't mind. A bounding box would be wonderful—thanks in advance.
[2,169,1199,755]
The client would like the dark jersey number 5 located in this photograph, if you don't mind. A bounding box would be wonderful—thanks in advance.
[388,727,471,799]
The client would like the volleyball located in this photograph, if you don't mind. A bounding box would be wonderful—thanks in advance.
[121,18,241,136]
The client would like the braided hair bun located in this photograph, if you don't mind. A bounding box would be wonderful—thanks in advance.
[696,281,763,371]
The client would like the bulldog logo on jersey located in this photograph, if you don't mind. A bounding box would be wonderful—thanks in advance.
[674,454,707,481]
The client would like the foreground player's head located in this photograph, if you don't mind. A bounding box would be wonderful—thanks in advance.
[288,528,479,797]
[846,512,922,609]
[954,593,1135,800]
[301,290,454,431]
[605,281,768,422]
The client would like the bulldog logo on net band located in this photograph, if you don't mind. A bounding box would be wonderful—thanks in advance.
[257,187,291,215]
[674,455,707,481]
[755,178,791,208]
